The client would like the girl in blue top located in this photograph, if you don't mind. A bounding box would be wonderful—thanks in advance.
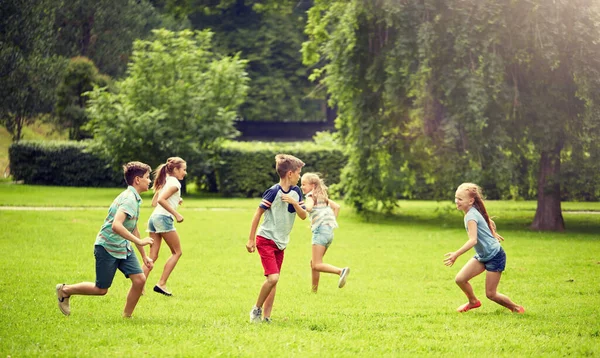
[300,173,349,292]
[444,183,524,314]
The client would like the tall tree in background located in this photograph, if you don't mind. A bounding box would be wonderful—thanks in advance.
[175,0,323,122]
[54,0,188,78]
[54,57,109,140]
[86,29,249,183]
[304,0,600,230]
[0,0,67,141]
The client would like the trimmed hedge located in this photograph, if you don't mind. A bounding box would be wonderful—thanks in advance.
[215,141,346,197]
[9,141,123,187]
[9,140,346,196]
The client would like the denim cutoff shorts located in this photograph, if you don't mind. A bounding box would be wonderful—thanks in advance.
[147,214,176,233]
[476,246,506,272]
[311,225,335,248]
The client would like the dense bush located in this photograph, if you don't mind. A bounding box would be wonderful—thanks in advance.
[9,140,122,187]
[215,141,346,197]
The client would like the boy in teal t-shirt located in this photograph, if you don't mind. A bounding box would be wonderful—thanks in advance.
[56,162,155,318]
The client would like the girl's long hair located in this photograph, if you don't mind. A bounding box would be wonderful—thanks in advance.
[302,172,328,204]
[457,182,498,237]
[153,157,185,192]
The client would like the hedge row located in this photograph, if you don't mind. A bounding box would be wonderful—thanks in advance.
[215,141,346,197]
[8,141,123,187]
[9,140,346,196]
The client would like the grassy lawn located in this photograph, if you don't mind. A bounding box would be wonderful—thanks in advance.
[0,185,599,356]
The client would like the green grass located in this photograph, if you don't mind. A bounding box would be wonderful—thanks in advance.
[0,185,599,356]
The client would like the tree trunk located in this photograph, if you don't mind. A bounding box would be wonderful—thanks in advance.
[531,147,565,231]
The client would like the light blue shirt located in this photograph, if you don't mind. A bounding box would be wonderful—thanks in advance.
[257,184,305,250]
[464,207,501,262]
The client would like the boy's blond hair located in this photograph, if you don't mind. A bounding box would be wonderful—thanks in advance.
[275,154,305,178]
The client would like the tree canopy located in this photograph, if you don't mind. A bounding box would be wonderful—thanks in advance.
[86,29,249,181]
[304,0,600,230]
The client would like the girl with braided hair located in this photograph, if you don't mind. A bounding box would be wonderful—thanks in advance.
[444,183,524,314]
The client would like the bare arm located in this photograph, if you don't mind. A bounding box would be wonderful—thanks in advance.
[132,227,154,269]
[328,199,341,218]
[444,220,478,267]
[304,196,315,213]
[246,207,265,253]
[156,185,184,223]
[151,190,160,207]
[112,210,153,247]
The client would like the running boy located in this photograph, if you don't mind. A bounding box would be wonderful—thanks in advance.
[246,154,307,323]
[55,161,155,318]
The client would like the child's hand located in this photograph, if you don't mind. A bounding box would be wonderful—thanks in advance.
[144,257,154,269]
[139,237,154,246]
[443,252,458,266]
[246,239,256,253]
[281,194,297,204]
[179,198,183,206]
[175,214,184,223]
[495,233,505,242]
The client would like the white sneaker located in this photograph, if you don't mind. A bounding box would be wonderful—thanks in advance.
[56,283,71,315]
[249,306,262,323]
[338,267,350,288]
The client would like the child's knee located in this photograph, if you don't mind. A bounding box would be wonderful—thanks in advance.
[485,290,497,300]
[266,274,279,285]
[97,288,108,296]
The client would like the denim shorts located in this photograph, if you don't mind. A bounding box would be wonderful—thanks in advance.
[94,245,143,289]
[476,247,506,272]
[147,214,176,233]
[311,225,334,248]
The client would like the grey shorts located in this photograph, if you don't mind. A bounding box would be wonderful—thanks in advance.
[94,245,143,289]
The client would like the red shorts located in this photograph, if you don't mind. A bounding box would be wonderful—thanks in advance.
[256,236,284,276]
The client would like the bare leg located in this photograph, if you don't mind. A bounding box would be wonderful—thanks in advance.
[263,286,277,318]
[455,258,486,305]
[62,282,108,297]
[123,273,146,317]
[485,271,521,311]
[156,231,182,291]
[142,232,162,293]
[255,273,279,311]
[311,260,320,293]
[311,245,341,292]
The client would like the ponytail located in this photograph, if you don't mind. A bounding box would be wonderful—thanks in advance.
[152,157,186,192]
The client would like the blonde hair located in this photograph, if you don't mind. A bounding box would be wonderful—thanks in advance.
[275,154,305,178]
[302,172,329,204]
[457,182,498,237]
[153,157,186,192]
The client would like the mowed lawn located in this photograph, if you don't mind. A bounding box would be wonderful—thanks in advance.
[0,185,599,357]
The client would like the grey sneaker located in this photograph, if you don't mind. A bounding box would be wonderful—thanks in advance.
[55,283,71,316]
[249,306,262,323]
[338,267,350,288]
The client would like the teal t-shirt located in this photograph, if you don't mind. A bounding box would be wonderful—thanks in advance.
[94,186,141,259]
[257,184,305,250]
[464,207,501,262]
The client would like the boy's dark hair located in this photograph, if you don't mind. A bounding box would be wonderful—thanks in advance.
[123,161,151,186]
[275,154,305,178]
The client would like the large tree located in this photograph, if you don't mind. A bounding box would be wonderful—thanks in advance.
[303,0,600,230]
[86,29,249,182]
[0,0,67,141]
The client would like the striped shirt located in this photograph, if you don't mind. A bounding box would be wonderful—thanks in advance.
[306,192,338,231]
[94,186,142,259]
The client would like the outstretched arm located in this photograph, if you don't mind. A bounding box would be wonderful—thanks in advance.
[444,220,477,267]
